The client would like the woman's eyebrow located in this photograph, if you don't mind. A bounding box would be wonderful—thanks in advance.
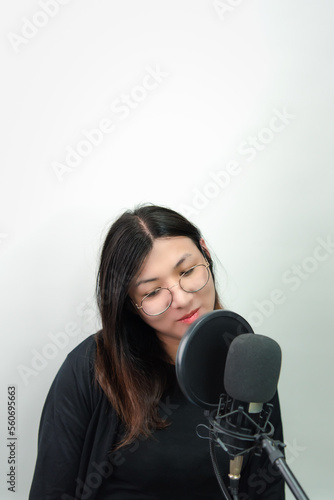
[174,253,192,269]
[135,253,192,288]
[135,276,158,287]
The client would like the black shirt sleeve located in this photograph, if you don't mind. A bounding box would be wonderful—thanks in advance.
[29,337,100,499]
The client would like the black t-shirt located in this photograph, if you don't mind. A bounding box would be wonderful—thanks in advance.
[29,334,285,500]
[97,363,285,500]
[98,367,230,499]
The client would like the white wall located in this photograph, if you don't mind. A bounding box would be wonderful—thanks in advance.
[1,1,333,498]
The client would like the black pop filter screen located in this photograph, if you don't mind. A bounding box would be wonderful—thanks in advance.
[175,310,254,410]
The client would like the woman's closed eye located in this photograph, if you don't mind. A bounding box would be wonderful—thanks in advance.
[145,288,162,299]
[181,266,196,277]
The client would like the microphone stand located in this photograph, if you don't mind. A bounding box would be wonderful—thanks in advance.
[259,436,309,500]
[200,396,310,500]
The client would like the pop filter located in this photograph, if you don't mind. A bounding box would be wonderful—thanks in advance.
[175,310,254,410]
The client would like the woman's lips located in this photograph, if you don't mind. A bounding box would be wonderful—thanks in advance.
[178,308,200,324]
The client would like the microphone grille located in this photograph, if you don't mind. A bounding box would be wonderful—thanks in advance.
[224,334,282,403]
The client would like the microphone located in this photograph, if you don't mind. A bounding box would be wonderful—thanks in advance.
[176,310,309,500]
[224,333,282,404]
[218,334,282,492]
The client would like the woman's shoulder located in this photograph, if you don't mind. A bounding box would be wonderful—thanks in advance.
[65,330,100,363]
[52,331,102,399]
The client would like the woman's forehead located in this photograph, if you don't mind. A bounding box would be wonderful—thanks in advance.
[133,237,200,286]
[146,236,198,263]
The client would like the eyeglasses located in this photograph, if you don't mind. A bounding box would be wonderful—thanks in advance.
[134,260,211,316]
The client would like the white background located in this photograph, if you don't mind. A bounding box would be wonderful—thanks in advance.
[1,1,333,498]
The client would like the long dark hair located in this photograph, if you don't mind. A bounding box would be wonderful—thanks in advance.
[95,204,222,449]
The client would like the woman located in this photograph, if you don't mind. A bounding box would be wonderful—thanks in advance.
[29,204,285,499]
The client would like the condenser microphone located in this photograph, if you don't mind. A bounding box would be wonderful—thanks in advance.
[220,334,282,490]
[176,311,309,500]
[221,333,282,453]
[222,332,282,450]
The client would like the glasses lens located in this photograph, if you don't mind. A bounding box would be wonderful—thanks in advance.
[180,264,209,292]
[142,288,172,316]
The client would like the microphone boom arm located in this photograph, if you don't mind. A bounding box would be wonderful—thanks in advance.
[259,436,310,500]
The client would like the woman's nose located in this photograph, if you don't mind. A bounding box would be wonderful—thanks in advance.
[169,282,191,309]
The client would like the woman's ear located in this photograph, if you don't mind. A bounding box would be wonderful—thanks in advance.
[199,238,211,260]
